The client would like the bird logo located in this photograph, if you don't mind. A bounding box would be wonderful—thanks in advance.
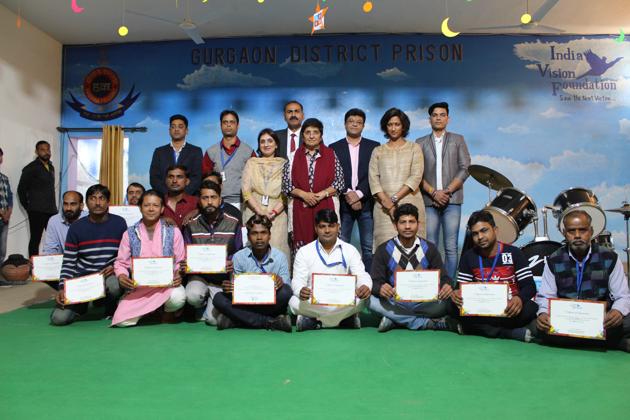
[575,50,623,79]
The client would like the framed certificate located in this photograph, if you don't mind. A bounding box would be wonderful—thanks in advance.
[232,273,276,305]
[394,270,440,302]
[311,273,357,306]
[109,205,142,227]
[460,282,508,317]
[132,257,174,287]
[186,244,227,274]
[31,254,63,282]
[549,298,606,340]
[64,273,105,305]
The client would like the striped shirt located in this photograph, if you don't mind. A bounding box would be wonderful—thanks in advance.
[59,214,127,287]
[457,242,536,301]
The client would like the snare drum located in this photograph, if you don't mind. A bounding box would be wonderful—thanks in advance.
[552,187,606,236]
[484,187,537,244]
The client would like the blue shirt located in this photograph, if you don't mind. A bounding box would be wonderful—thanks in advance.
[232,245,291,286]
[42,211,89,255]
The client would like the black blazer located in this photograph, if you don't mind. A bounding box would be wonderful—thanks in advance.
[274,128,302,160]
[149,143,203,195]
[17,159,57,214]
[329,137,380,211]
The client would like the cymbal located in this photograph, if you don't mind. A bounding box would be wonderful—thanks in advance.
[606,203,630,217]
[468,164,513,190]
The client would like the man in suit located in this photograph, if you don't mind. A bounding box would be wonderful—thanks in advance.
[416,102,470,279]
[329,108,380,271]
[274,100,304,164]
[149,114,203,196]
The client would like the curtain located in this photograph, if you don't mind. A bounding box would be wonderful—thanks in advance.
[100,125,124,205]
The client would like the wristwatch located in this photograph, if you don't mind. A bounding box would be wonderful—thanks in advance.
[390,194,399,205]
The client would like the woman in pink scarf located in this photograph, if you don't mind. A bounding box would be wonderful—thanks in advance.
[112,190,186,327]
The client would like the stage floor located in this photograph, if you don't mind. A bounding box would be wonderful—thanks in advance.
[0,299,629,419]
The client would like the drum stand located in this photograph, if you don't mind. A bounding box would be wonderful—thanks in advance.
[623,211,630,267]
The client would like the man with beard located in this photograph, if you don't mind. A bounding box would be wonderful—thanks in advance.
[50,184,127,326]
[212,214,292,332]
[451,210,537,342]
[149,114,202,196]
[18,140,58,256]
[183,180,243,325]
[162,165,198,230]
[125,183,145,206]
[41,191,87,289]
[536,210,630,351]
[274,100,304,163]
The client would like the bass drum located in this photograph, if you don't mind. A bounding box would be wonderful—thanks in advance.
[520,240,562,291]
[484,187,537,244]
[553,187,606,237]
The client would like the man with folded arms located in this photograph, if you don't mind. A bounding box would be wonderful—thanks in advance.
[451,210,537,342]
[50,184,127,326]
[213,214,292,332]
[183,180,242,325]
[290,209,372,331]
[40,190,87,290]
[369,204,454,333]
[536,210,630,351]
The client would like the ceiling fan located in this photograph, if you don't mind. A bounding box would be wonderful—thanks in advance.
[470,0,565,33]
[126,0,213,44]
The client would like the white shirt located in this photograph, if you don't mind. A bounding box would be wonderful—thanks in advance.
[434,133,444,190]
[170,140,187,163]
[292,238,372,295]
[286,128,301,168]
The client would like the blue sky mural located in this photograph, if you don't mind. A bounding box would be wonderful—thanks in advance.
[61,34,630,260]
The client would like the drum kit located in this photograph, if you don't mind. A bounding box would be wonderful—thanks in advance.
[467,164,630,277]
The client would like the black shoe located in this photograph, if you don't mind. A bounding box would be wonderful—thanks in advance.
[296,315,321,332]
[339,314,361,329]
[216,313,235,330]
[267,315,292,333]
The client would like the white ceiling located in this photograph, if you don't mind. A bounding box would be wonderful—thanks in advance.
[1,0,628,45]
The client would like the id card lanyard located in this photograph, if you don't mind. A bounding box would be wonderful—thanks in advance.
[479,242,503,282]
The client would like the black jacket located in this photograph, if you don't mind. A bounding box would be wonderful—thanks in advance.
[149,142,203,196]
[17,159,57,214]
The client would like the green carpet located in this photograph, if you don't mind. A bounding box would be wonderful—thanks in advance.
[1,303,628,420]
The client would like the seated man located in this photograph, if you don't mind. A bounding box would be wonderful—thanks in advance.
[183,180,242,325]
[203,171,242,222]
[451,210,537,342]
[163,165,198,230]
[536,210,630,351]
[369,203,454,332]
[126,182,145,206]
[41,190,87,289]
[50,184,127,326]
[290,209,372,331]
[213,214,292,332]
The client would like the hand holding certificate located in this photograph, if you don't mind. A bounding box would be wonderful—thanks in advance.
[64,273,105,304]
[31,254,63,281]
[549,298,606,340]
[186,245,227,273]
[232,274,276,305]
[394,270,440,302]
[311,273,357,306]
[132,257,174,287]
[460,282,508,317]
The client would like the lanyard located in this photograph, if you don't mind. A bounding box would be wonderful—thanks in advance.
[253,249,271,273]
[220,144,238,169]
[316,241,347,270]
[479,242,503,282]
[576,261,585,298]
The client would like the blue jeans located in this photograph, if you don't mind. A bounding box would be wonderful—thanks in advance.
[368,296,449,330]
[0,219,8,263]
[339,204,373,272]
[425,204,461,280]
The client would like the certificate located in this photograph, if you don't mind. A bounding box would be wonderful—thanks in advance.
[132,257,174,287]
[31,254,63,281]
[186,245,227,273]
[64,273,105,304]
[549,298,606,340]
[460,282,508,317]
[394,270,440,302]
[109,205,142,227]
[311,273,356,306]
[232,273,276,305]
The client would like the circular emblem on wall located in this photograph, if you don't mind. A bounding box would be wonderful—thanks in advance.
[83,67,120,105]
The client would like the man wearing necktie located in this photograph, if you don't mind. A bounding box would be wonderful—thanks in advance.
[274,100,304,165]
